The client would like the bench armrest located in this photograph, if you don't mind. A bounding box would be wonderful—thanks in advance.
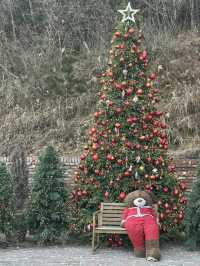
[92,210,101,228]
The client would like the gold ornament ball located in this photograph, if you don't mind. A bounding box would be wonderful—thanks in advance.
[139,165,145,173]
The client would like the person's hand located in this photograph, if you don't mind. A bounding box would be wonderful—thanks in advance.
[121,220,125,228]
[157,218,161,228]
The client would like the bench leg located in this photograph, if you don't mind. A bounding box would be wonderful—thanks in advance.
[92,230,96,253]
[97,234,100,247]
[92,232,100,254]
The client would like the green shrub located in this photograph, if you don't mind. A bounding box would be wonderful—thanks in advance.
[27,145,69,245]
[184,158,200,250]
[10,144,29,242]
[0,162,15,240]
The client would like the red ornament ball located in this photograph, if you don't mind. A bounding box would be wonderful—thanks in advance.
[178,213,184,220]
[92,143,99,151]
[163,186,169,193]
[90,127,96,134]
[104,191,109,198]
[124,171,130,177]
[117,159,123,165]
[136,88,143,96]
[179,182,187,191]
[126,87,133,96]
[117,239,123,247]
[115,83,123,91]
[139,136,146,141]
[119,192,126,201]
[149,73,156,80]
[77,190,82,197]
[128,28,134,34]
[164,203,169,209]
[94,112,100,118]
[135,144,141,150]
[124,33,129,40]
[80,154,86,160]
[107,154,115,161]
[92,154,99,161]
[114,31,121,37]
[119,44,125,50]
[82,190,88,196]
[107,237,113,247]
[115,122,121,129]
[116,107,123,114]
[150,175,156,180]
[173,188,179,196]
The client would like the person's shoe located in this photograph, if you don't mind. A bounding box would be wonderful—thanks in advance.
[147,256,158,262]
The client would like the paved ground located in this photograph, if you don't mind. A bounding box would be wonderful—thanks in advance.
[0,244,199,266]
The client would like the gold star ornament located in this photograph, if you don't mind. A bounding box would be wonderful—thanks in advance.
[118,2,140,23]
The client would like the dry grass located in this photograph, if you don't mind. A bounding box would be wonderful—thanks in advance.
[156,33,200,152]
[0,92,97,155]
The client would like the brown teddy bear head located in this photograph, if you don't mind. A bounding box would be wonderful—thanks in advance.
[124,190,157,208]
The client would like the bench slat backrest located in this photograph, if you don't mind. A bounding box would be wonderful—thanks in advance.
[100,203,127,226]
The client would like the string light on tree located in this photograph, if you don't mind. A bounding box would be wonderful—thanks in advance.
[133,96,139,103]
[152,168,158,174]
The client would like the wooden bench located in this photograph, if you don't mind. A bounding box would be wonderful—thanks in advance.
[92,202,127,253]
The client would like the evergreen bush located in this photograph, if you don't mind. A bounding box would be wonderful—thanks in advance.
[27,145,69,244]
[10,144,29,242]
[0,162,15,240]
[184,158,200,250]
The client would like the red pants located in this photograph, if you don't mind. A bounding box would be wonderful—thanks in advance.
[125,216,159,251]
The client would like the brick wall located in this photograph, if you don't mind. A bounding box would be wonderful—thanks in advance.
[0,154,198,192]
[0,154,80,188]
[175,158,198,192]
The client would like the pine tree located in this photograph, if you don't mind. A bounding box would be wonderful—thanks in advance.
[184,159,200,250]
[0,162,15,239]
[10,144,29,242]
[10,144,29,210]
[27,145,68,244]
[72,3,187,235]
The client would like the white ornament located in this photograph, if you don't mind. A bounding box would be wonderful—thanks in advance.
[166,112,170,118]
[136,156,141,163]
[122,90,125,98]
[123,69,128,79]
[128,165,133,171]
[118,2,140,23]
[133,96,139,103]
[152,168,158,173]
[135,171,139,179]
[115,127,120,136]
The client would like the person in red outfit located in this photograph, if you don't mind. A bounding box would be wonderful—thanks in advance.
[121,190,160,262]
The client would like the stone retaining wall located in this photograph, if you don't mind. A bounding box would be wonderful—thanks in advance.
[0,154,198,191]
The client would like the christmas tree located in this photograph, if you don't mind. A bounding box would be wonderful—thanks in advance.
[72,2,186,235]
[27,145,69,244]
[184,159,200,250]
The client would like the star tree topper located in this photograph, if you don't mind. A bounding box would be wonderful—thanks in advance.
[118,2,140,23]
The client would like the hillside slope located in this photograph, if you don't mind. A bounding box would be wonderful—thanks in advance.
[0,32,199,156]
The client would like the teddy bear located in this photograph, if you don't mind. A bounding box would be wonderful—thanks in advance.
[121,190,160,262]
